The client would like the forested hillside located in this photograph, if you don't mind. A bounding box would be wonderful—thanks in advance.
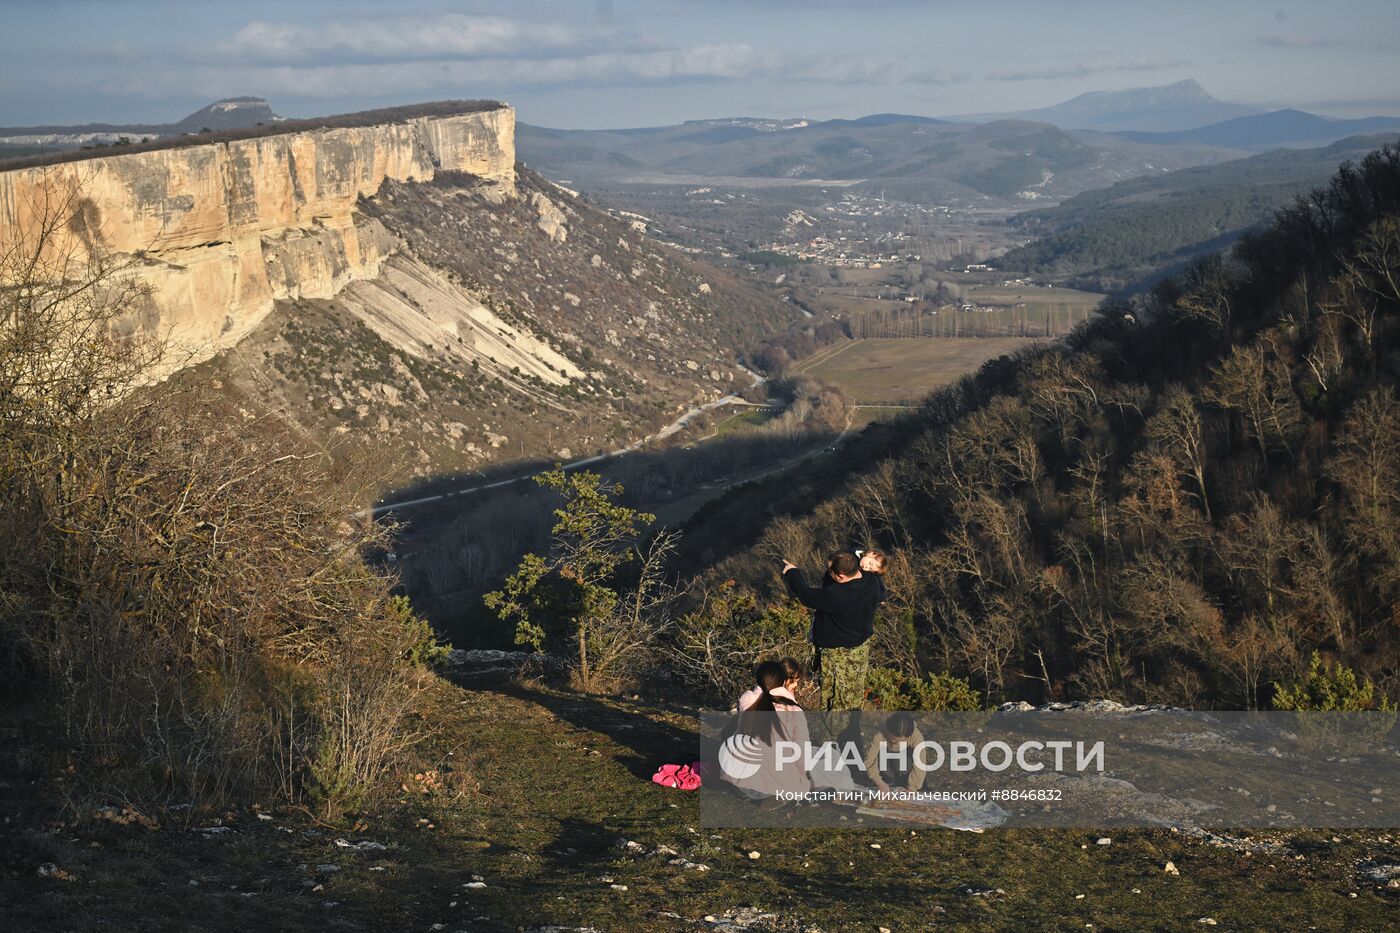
[997,134,1399,293]
[680,143,1400,710]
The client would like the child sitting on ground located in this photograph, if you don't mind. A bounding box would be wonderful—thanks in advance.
[723,660,812,802]
[736,657,804,712]
[863,711,926,793]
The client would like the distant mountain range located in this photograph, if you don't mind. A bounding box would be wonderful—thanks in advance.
[0,97,283,149]
[515,80,1400,207]
[948,79,1261,132]
[517,111,1238,204]
[1115,108,1400,150]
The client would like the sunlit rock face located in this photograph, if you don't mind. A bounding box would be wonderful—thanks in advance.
[0,106,516,367]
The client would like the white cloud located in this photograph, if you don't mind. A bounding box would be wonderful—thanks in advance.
[1258,33,1394,51]
[1258,33,1347,49]
[126,9,964,101]
[191,11,969,96]
[906,67,974,86]
[115,45,768,100]
[217,13,660,65]
[986,59,1190,82]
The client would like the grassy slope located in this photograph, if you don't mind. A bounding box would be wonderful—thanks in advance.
[5,674,1396,932]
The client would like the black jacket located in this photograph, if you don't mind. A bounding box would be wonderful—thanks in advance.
[784,568,878,648]
[824,570,887,607]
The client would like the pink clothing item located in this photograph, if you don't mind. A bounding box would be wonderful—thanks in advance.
[720,707,813,798]
[652,763,702,790]
[736,685,801,712]
[771,686,802,712]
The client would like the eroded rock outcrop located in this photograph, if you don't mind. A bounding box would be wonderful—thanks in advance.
[0,105,515,366]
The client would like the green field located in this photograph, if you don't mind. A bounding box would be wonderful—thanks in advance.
[964,282,1103,307]
[712,407,779,437]
[798,337,1041,404]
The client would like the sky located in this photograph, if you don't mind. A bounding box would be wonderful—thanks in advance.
[2,0,1399,129]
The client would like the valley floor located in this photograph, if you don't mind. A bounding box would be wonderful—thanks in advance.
[3,673,1397,932]
[795,337,1043,406]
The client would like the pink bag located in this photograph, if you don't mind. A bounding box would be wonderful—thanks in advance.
[651,762,703,790]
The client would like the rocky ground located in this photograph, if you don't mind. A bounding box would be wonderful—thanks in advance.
[3,663,1398,931]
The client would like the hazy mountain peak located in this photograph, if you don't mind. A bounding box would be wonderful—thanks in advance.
[175,97,283,131]
[950,79,1262,133]
[0,96,287,149]
[1114,107,1400,150]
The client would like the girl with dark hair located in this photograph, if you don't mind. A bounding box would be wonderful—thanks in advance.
[722,659,812,800]
[735,657,805,712]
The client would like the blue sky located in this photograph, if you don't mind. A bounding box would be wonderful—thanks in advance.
[2,0,1398,128]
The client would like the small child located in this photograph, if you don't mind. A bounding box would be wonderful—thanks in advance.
[863,711,925,792]
[856,548,888,605]
[821,547,889,599]
[858,548,887,577]
[780,656,804,697]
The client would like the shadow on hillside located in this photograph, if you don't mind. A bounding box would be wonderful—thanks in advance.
[498,683,701,780]
[545,816,628,868]
[380,422,859,649]
[377,422,843,537]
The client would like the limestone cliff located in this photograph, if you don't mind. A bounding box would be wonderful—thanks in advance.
[0,105,515,363]
[207,167,799,480]
[2,102,800,484]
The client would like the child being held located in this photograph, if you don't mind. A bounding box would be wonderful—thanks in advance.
[863,711,926,793]
[820,547,888,601]
[857,548,888,605]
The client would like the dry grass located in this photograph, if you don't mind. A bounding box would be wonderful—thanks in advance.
[798,337,1042,403]
[965,282,1104,308]
[6,677,1397,932]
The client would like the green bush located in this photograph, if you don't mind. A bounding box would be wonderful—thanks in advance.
[866,667,982,711]
[389,595,452,668]
[669,586,812,701]
[1272,651,1395,712]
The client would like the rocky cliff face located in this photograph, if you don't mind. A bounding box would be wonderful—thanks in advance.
[206,166,797,481]
[0,106,515,364]
[2,101,799,487]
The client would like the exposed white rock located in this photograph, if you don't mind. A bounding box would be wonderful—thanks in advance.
[339,256,583,388]
[531,192,568,242]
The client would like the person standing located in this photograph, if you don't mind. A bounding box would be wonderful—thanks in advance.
[781,551,877,712]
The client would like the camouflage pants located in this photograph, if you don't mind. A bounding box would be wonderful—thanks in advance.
[816,641,871,711]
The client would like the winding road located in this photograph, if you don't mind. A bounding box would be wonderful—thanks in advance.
[361,364,769,518]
